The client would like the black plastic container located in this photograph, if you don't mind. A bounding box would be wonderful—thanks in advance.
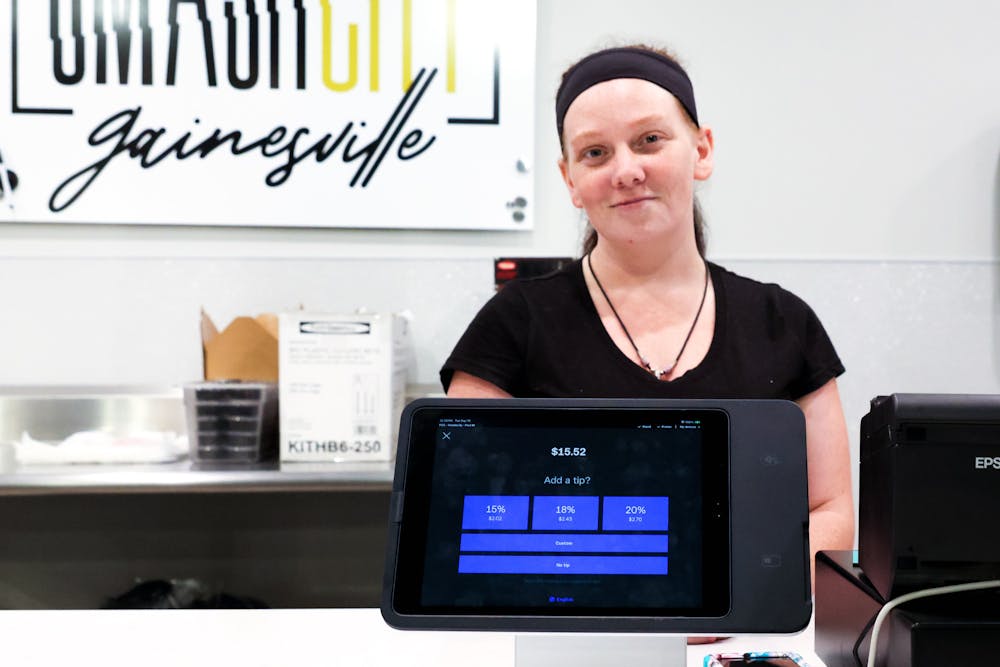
[183,382,278,464]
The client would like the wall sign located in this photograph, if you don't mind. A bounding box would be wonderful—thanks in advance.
[0,0,535,229]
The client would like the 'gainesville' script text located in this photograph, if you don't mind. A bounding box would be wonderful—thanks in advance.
[50,68,438,212]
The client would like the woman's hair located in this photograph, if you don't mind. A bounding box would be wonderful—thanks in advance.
[559,43,707,258]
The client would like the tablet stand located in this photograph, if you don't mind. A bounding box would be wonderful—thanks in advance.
[514,634,686,667]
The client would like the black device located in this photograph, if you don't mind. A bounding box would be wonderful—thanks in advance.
[494,257,573,291]
[816,550,1000,667]
[381,398,811,633]
[859,393,1000,599]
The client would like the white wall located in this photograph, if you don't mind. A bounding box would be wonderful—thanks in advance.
[3,0,1000,529]
[7,1,1000,258]
[536,0,1000,261]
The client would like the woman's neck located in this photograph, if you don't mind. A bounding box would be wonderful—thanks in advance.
[588,240,705,289]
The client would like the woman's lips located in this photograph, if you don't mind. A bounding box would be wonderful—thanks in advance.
[611,196,656,208]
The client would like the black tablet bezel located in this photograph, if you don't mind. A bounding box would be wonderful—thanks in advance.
[383,398,812,634]
[389,402,730,618]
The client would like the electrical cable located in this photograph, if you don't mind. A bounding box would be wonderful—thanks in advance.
[864,579,1000,667]
[851,612,877,667]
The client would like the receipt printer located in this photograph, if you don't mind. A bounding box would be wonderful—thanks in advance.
[859,393,1000,599]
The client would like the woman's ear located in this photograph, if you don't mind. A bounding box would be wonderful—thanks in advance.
[558,158,584,208]
[693,126,714,181]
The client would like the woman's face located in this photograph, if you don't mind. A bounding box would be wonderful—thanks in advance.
[559,78,713,251]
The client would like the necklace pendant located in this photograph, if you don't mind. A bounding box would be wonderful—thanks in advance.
[649,363,674,380]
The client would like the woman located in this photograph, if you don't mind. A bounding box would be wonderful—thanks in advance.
[441,45,854,561]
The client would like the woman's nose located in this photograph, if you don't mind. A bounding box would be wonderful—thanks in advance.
[612,150,645,187]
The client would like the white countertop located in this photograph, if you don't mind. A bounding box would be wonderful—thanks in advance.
[0,607,825,666]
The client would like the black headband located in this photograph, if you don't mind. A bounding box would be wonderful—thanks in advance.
[556,47,699,138]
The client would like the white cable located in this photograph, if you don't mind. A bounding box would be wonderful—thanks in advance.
[865,579,1000,667]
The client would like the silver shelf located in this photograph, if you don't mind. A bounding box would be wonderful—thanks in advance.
[0,383,434,496]
[0,460,394,496]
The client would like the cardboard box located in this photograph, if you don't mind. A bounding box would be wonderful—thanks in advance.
[278,312,410,462]
[201,310,279,381]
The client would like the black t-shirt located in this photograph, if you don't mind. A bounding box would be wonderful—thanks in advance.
[441,260,844,399]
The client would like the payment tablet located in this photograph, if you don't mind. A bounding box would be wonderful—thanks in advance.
[382,398,811,634]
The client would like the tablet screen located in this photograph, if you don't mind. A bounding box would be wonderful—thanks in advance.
[391,405,730,617]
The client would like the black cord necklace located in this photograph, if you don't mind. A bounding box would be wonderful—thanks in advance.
[586,251,710,380]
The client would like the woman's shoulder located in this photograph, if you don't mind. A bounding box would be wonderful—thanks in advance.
[499,259,585,302]
[710,261,812,312]
[709,262,844,391]
[709,261,828,346]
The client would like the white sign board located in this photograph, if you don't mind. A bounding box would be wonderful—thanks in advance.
[0,0,535,229]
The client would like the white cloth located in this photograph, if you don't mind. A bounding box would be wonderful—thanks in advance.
[15,430,188,464]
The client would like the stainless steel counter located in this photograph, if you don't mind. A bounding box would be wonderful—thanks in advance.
[0,384,186,442]
[0,385,405,608]
[0,384,398,496]
[0,460,394,495]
